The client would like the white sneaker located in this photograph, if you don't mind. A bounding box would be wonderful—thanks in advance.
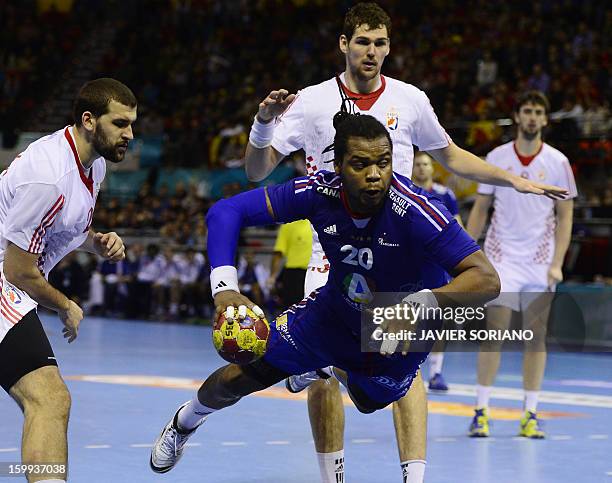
[150,402,206,473]
[285,368,332,393]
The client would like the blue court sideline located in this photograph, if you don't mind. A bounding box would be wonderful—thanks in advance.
[0,315,610,482]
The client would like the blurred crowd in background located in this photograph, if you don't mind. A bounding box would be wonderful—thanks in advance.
[1,0,611,320]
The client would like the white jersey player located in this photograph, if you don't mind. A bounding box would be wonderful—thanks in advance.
[467,90,576,440]
[0,78,136,482]
[240,4,568,483]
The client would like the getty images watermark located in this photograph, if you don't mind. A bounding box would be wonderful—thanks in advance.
[357,290,612,354]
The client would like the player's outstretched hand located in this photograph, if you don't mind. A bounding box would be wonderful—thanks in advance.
[58,300,83,343]
[257,89,296,123]
[213,290,265,323]
[372,304,418,357]
[511,177,568,200]
[93,231,126,262]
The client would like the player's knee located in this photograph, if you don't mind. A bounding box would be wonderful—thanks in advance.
[214,365,262,402]
[308,378,340,397]
[24,379,71,421]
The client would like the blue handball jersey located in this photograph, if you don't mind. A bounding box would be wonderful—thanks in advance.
[207,171,479,329]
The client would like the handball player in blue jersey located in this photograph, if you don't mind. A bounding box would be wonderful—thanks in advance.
[150,113,500,474]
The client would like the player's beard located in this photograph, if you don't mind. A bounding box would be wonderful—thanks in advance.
[519,126,540,141]
[92,127,127,163]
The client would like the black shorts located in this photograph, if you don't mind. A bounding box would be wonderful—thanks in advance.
[0,310,57,393]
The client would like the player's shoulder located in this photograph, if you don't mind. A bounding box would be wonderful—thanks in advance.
[389,173,453,229]
[486,141,514,160]
[298,77,338,98]
[11,128,71,185]
[383,76,428,101]
[541,142,569,163]
[295,170,341,199]
[431,182,453,196]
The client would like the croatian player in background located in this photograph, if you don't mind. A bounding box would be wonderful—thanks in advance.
[411,152,462,392]
[466,91,576,438]
[243,3,567,482]
[0,78,135,483]
[151,113,501,478]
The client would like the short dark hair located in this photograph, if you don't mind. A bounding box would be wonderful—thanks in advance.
[73,78,137,126]
[333,112,392,165]
[343,2,391,41]
[514,90,550,115]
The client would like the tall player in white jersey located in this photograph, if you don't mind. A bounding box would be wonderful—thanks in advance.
[244,4,567,482]
[466,91,576,439]
[0,78,136,483]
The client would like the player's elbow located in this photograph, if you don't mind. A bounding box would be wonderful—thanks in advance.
[245,165,266,183]
[479,259,501,300]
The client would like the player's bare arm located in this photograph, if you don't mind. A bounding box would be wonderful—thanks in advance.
[428,143,568,200]
[548,199,574,287]
[80,229,126,262]
[3,242,83,342]
[244,89,295,182]
[466,194,494,240]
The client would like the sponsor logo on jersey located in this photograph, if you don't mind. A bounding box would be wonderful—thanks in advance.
[386,108,399,130]
[316,185,340,198]
[520,171,530,179]
[537,169,546,180]
[4,285,22,304]
[378,236,399,247]
[323,224,338,235]
[389,188,410,217]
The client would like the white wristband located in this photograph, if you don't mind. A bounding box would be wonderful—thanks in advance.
[402,289,439,310]
[249,115,276,148]
[210,265,239,297]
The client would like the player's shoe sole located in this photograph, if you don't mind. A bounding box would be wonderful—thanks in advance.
[285,369,332,394]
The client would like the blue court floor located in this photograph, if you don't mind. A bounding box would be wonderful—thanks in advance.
[0,315,611,482]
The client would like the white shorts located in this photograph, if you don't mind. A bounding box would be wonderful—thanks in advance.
[0,270,38,344]
[487,260,551,312]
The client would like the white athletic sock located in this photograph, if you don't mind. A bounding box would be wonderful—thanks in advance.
[429,353,444,378]
[476,385,492,409]
[524,390,539,413]
[176,397,217,431]
[317,450,344,483]
[401,460,426,483]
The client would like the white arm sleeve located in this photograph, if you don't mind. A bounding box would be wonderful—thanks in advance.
[4,183,65,254]
[271,92,306,156]
[556,156,578,199]
[414,90,451,151]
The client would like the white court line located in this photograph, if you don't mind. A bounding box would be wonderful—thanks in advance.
[351,438,376,444]
[433,437,457,442]
[512,437,529,441]
[265,441,290,445]
[473,437,496,441]
[221,441,246,446]
[184,443,201,447]
[0,448,18,452]
[550,435,572,441]
[130,444,153,448]
[589,434,609,440]
[442,383,612,408]
[606,471,612,476]
[85,445,111,449]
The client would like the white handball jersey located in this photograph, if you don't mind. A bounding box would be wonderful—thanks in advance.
[272,73,451,280]
[0,126,105,278]
[478,141,577,265]
[272,73,451,178]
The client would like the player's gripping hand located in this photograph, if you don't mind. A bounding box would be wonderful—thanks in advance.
[547,264,563,289]
[93,231,126,262]
[511,177,568,200]
[58,299,83,343]
[372,304,418,357]
[213,290,265,323]
[256,89,296,123]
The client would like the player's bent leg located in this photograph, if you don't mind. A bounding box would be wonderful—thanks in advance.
[10,367,71,483]
[151,359,288,473]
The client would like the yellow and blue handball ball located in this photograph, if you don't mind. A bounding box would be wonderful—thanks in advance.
[212,308,270,364]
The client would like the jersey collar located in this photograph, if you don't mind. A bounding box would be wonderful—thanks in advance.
[513,142,543,167]
[338,74,386,111]
[65,127,94,196]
